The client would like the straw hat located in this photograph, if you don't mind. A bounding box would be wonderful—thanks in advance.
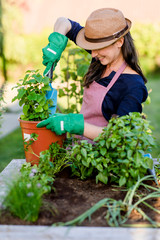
[76,8,132,50]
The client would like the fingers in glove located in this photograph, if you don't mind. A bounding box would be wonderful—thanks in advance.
[37,119,50,128]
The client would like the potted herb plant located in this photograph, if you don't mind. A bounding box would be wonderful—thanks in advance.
[12,69,66,165]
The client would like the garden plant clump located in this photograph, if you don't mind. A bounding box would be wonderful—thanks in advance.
[3,142,70,222]
[70,112,156,188]
[12,69,53,121]
[1,112,159,227]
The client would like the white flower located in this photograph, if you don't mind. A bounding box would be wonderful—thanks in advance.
[34,103,39,109]
[26,183,31,188]
[37,183,41,188]
[31,168,37,173]
[29,172,34,177]
[27,192,34,197]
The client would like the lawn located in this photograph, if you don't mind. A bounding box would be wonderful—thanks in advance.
[143,76,160,158]
[0,127,25,172]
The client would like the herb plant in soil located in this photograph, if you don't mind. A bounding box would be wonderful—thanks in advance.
[70,112,156,188]
[3,142,70,222]
[1,112,160,227]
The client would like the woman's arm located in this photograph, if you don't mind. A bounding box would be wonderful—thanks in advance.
[54,17,72,35]
[83,122,104,140]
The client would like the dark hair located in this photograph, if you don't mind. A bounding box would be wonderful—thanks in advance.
[83,32,147,87]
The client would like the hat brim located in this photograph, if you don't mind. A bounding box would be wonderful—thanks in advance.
[76,18,132,50]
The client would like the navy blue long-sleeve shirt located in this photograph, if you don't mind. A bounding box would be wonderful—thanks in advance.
[66,19,148,121]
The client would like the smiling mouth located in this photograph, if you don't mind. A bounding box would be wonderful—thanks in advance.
[98,57,105,61]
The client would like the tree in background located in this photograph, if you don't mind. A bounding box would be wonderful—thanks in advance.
[0,0,7,96]
[0,0,25,92]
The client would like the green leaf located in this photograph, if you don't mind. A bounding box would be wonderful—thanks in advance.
[91,159,97,166]
[42,77,50,85]
[43,103,49,110]
[119,176,126,187]
[17,88,26,100]
[27,92,37,101]
[96,171,108,184]
[127,149,133,158]
[37,95,44,102]
[100,147,107,156]
[146,157,153,169]
[77,64,89,77]
[141,157,153,169]
[96,164,103,172]
[76,154,81,161]
[129,168,138,178]
[23,105,29,115]
[12,96,17,102]
[120,151,126,158]
[82,160,89,167]
[59,89,65,97]
[134,151,142,167]
[43,85,52,91]
[99,140,105,147]
[35,105,43,112]
[81,148,87,159]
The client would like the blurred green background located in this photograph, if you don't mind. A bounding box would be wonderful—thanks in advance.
[0,0,160,172]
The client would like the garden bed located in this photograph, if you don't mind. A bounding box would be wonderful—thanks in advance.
[0,167,160,227]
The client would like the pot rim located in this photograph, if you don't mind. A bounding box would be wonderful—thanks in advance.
[18,117,41,124]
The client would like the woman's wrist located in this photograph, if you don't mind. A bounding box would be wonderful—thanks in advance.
[54,17,71,35]
[83,122,104,140]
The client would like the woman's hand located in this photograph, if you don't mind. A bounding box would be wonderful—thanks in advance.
[42,32,68,76]
[42,17,71,76]
[37,113,84,136]
[37,113,104,140]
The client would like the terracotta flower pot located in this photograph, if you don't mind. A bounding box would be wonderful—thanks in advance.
[18,118,66,165]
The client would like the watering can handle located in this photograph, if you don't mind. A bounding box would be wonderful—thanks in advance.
[46,63,54,81]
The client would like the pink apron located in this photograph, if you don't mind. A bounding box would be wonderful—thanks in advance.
[76,62,127,143]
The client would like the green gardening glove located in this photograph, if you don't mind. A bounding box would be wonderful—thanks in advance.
[37,113,84,136]
[42,32,68,76]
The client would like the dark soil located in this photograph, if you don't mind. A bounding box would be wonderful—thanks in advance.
[0,167,160,227]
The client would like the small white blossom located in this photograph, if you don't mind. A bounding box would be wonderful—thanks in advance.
[27,192,34,197]
[26,183,31,188]
[34,103,39,109]
[31,168,37,173]
[29,172,34,177]
[37,183,41,188]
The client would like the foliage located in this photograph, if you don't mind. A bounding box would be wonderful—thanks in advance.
[12,69,53,121]
[3,142,70,222]
[143,78,160,158]
[2,0,24,63]
[54,175,160,227]
[132,23,160,75]
[4,175,43,222]
[1,2,160,82]
[0,94,3,129]
[57,42,91,113]
[70,113,156,188]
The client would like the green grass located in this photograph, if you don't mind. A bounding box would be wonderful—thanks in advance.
[143,77,160,158]
[0,128,25,172]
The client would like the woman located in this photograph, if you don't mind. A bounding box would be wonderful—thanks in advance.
[37,8,148,141]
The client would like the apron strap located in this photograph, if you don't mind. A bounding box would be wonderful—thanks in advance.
[105,61,127,94]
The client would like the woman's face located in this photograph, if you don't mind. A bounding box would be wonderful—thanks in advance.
[91,38,124,66]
